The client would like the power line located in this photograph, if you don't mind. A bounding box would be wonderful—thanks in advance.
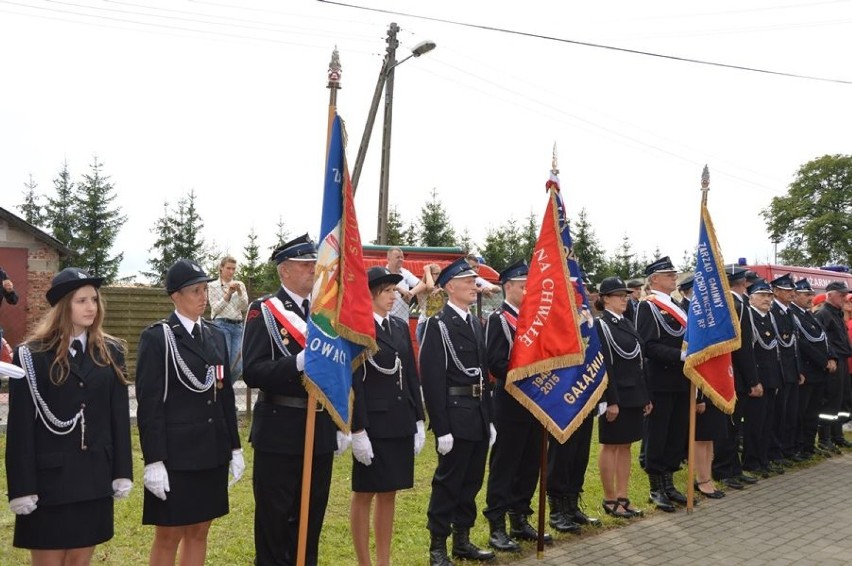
[316,0,852,85]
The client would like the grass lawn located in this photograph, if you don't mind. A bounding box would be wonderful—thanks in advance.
[0,416,698,565]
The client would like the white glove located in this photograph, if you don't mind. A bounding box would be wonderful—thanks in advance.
[112,478,133,500]
[143,461,170,501]
[229,449,245,487]
[436,433,454,455]
[335,431,352,456]
[414,420,426,456]
[296,350,305,371]
[680,350,687,362]
[351,430,374,466]
[9,495,38,515]
[489,423,497,448]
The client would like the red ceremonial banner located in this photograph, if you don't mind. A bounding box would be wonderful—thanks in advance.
[508,189,585,380]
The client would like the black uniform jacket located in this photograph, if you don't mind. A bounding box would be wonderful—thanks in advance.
[352,316,424,438]
[595,312,650,408]
[6,340,132,505]
[731,293,760,393]
[242,287,336,455]
[486,303,531,423]
[635,297,688,393]
[420,304,491,441]
[771,301,802,384]
[815,303,852,360]
[750,308,782,390]
[790,303,832,384]
[136,314,240,471]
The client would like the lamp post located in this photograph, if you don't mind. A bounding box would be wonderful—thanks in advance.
[350,22,435,245]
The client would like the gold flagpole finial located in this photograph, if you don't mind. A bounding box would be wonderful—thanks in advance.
[328,46,342,90]
[551,142,559,175]
[700,164,710,205]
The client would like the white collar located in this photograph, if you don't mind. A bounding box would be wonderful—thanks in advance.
[650,289,687,319]
[773,298,788,312]
[504,300,520,313]
[69,331,87,355]
[281,284,310,306]
[446,301,470,319]
[174,310,201,335]
[373,312,389,326]
[604,309,623,320]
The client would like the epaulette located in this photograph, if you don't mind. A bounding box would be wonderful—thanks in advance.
[146,319,171,330]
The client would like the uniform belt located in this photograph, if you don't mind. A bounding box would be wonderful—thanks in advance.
[258,392,324,411]
[216,318,243,324]
[448,384,483,398]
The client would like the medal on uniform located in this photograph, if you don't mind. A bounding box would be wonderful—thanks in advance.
[216,365,224,390]
[281,327,290,345]
[765,331,771,337]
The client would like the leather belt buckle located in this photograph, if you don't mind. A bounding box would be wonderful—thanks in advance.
[471,384,482,398]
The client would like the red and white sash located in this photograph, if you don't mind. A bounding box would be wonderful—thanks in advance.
[264,297,307,348]
[645,295,687,327]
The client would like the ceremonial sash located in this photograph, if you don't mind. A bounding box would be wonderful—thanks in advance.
[264,297,307,348]
[646,295,687,327]
[501,309,518,332]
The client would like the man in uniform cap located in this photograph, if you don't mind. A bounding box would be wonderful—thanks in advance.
[624,279,643,324]
[634,256,690,512]
[712,265,761,490]
[743,279,783,478]
[421,257,494,565]
[814,281,852,451]
[790,278,837,459]
[768,273,803,469]
[483,261,553,554]
[242,234,348,565]
[677,274,695,312]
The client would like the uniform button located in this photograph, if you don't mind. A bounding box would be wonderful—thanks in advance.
[81,445,88,451]
[208,418,213,423]
[207,400,212,405]
[78,382,84,388]
[397,396,402,401]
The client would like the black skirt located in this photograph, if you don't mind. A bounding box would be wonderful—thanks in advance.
[696,401,728,442]
[598,406,644,445]
[352,436,414,493]
[14,497,113,549]
[142,465,229,526]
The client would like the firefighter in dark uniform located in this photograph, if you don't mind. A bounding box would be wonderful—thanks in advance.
[635,256,690,512]
[242,234,348,566]
[482,260,552,552]
[768,273,803,468]
[712,265,761,490]
[742,279,783,478]
[815,281,852,451]
[421,257,494,566]
[136,259,243,566]
[624,279,643,325]
[790,278,836,459]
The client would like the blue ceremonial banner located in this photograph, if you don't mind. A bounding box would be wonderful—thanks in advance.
[683,200,739,414]
[304,114,377,432]
[506,172,608,444]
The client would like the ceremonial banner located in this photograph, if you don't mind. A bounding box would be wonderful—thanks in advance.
[682,202,739,414]
[304,114,377,431]
[506,172,607,443]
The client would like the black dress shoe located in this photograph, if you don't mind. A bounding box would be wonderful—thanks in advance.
[617,498,644,518]
[648,491,676,513]
[721,478,744,490]
[695,481,726,499]
[834,438,852,448]
[488,530,520,553]
[736,474,759,485]
[452,540,495,561]
[602,499,632,519]
[815,445,833,458]
[768,461,786,474]
[758,468,771,479]
[792,452,811,462]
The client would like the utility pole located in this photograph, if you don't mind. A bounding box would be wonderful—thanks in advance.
[376,22,399,245]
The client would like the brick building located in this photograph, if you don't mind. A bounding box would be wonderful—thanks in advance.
[0,206,73,347]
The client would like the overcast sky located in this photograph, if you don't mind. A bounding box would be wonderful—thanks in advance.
[2,0,850,280]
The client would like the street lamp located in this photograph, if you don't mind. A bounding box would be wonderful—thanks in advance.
[350,23,436,245]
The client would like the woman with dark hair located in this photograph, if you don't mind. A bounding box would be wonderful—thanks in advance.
[136,259,243,566]
[594,277,652,518]
[5,267,133,566]
[350,266,426,566]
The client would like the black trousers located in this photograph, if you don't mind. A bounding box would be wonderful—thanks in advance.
[713,394,745,480]
[797,381,826,454]
[428,437,489,536]
[822,359,850,441]
[643,390,689,475]
[484,415,543,521]
[743,388,776,471]
[769,381,799,460]
[252,450,333,566]
[546,414,594,496]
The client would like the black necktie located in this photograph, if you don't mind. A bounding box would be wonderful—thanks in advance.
[192,323,202,344]
[302,299,310,320]
[466,314,476,333]
[71,339,83,365]
[381,318,391,335]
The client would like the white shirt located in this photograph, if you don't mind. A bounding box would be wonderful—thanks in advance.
[69,332,87,356]
[174,311,202,335]
[281,284,310,310]
[446,300,470,320]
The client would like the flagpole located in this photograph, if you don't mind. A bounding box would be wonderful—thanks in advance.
[296,48,343,566]
[686,166,710,514]
[537,425,547,558]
